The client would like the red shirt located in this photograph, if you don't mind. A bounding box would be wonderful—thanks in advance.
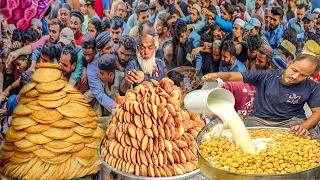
[94,0,104,19]
[75,33,84,45]
[223,82,256,116]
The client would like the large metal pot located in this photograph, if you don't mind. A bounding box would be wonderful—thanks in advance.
[98,139,201,180]
[196,121,320,179]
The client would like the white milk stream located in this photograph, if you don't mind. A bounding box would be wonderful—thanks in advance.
[208,97,256,154]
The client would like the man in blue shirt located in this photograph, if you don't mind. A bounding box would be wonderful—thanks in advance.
[120,34,166,93]
[219,40,247,72]
[202,54,320,138]
[175,20,202,77]
[265,7,284,49]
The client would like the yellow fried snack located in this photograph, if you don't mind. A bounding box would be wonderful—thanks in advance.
[57,103,88,118]
[13,105,34,116]
[32,68,61,83]
[36,79,67,93]
[20,82,37,94]
[35,63,60,69]
[37,97,70,109]
[38,91,67,101]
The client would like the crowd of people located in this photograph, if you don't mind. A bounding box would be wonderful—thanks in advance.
[0,0,320,140]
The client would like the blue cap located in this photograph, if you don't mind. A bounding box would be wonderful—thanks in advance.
[303,12,314,21]
[272,55,288,70]
[245,18,262,30]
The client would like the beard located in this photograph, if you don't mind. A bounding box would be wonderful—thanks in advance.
[221,60,232,67]
[137,52,156,76]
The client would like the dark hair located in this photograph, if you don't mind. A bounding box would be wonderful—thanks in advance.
[221,40,236,55]
[296,4,307,11]
[162,40,173,49]
[174,20,187,36]
[201,33,213,43]
[12,29,25,42]
[167,70,184,86]
[101,18,111,31]
[44,5,52,17]
[136,4,149,15]
[278,45,294,59]
[208,6,217,15]
[141,0,150,5]
[24,28,40,42]
[111,16,124,30]
[62,44,77,64]
[49,18,64,31]
[119,35,136,51]
[273,0,283,8]
[158,0,166,6]
[247,35,262,51]
[158,13,168,28]
[306,32,320,44]
[89,18,102,33]
[41,42,56,60]
[222,2,235,15]
[210,23,222,31]
[271,7,284,18]
[16,55,31,69]
[138,20,154,36]
[282,28,297,45]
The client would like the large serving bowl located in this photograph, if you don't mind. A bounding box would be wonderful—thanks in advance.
[196,121,320,179]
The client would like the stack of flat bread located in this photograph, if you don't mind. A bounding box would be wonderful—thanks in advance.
[1,63,104,180]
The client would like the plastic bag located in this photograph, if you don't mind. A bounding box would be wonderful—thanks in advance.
[0,0,51,30]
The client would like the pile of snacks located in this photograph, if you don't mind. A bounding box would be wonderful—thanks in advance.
[199,127,320,175]
[101,78,205,177]
[1,63,104,180]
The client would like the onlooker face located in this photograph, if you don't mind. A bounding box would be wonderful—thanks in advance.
[288,0,295,8]
[156,19,165,36]
[296,8,306,22]
[99,40,115,56]
[31,26,43,37]
[187,4,193,14]
[163,44,173,63]
[272,0,281,8]
[0,14,8,30]
[60,54,76,76]
[220,5,231,21]
[247,49,258,60]
[115,3,127,18]
[303,19,314,33]
[170,13,180,26]
[14,59,28,73]
[200,0,210,8]
[82,48,95,63]
[137,11,149,22]
[70,16,82,35]
[265,11,272,29]
[248,27,259,35]
[80,4,88,15]
[232,24,243,38]
[138,36,156,60]
[221,51,234,67]
[212,29,223,40]
[141,24,155,36]
[207,15,214,25]
[212,48,221,62]
[190,9,200,23]
[98,69,114,83]
[255,0,264,9]
[39,54,51,63]
[117,45,132,65]
[178,31,188,44]
[111,27,123,44]
[88,24,98,37]
[281,59,316,85]
[269,14,281,30]
[255,51,269,69]
[59,8,70,27]
[49,24,60,43]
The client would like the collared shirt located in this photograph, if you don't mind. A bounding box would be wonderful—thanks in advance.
[251,7,265,24]
[264,26,283,49]
[122,22,131,36]
[87,57,115,112]
[219,59,247,72]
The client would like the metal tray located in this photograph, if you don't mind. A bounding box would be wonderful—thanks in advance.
[196,121,320,180]
[98,139,200,180]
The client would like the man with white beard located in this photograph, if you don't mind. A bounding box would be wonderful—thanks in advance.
[120,34,166,93]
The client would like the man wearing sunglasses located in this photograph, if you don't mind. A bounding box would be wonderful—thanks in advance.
[120,34,166,93]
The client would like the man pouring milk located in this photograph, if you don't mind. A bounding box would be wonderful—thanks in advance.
[202,53,320,138]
